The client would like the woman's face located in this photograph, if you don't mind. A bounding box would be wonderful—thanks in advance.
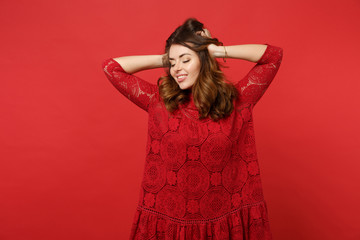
[169,44,201,90]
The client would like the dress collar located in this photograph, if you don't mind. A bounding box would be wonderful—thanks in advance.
[180,93,198,110]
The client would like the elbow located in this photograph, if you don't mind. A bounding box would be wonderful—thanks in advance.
[277,47,283,65]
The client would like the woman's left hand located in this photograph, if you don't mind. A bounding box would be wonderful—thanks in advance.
[196,28,212,38]
[195,29,219,58]
[207,44,218,58]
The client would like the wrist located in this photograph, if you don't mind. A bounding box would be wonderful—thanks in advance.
[213,45,227,58]
[160,54,167,68]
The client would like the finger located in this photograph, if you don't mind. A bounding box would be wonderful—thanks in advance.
[195,30,204,36]
[204,29,212,38]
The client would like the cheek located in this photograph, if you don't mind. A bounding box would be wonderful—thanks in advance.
[190,67,200,78]
[169,69,175,78]
[188,63,199,75]
[190,60,201,74]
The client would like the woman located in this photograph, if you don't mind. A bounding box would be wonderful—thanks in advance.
[102,18,283,240]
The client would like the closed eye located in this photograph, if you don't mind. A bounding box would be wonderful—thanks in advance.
[170,59,190,68]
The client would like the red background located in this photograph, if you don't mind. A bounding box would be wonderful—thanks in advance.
[1,0,359,239]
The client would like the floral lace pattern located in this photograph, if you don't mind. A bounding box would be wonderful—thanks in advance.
[102,43,283,239]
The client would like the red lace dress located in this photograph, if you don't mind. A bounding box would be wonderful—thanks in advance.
[102,43,283,240]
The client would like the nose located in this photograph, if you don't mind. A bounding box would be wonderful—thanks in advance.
[173,61,182,72]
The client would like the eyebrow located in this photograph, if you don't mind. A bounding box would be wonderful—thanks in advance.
[169,53,191,60]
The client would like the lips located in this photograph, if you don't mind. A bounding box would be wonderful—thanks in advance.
[176,74,187,82]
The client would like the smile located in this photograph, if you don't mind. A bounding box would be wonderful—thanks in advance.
[177,74,187,82]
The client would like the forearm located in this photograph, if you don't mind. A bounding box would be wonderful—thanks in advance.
[212,44,268,63]
[113,54,165,74]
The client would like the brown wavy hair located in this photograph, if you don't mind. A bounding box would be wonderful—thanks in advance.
[157,18,238,121]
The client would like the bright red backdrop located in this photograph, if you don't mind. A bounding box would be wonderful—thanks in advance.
[1,0,359,239]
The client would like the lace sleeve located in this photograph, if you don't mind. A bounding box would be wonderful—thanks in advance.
[235,44,283,107]
[102,58,158,112]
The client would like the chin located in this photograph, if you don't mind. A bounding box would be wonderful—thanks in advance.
[178,82,193,90]
[177,83,186,89]
[179,85,190,90]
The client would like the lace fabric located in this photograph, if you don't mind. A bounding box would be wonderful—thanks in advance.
[235,43,283,107]
[131,201,272,240]
[102,59,158,112]
[102,44,283,239]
